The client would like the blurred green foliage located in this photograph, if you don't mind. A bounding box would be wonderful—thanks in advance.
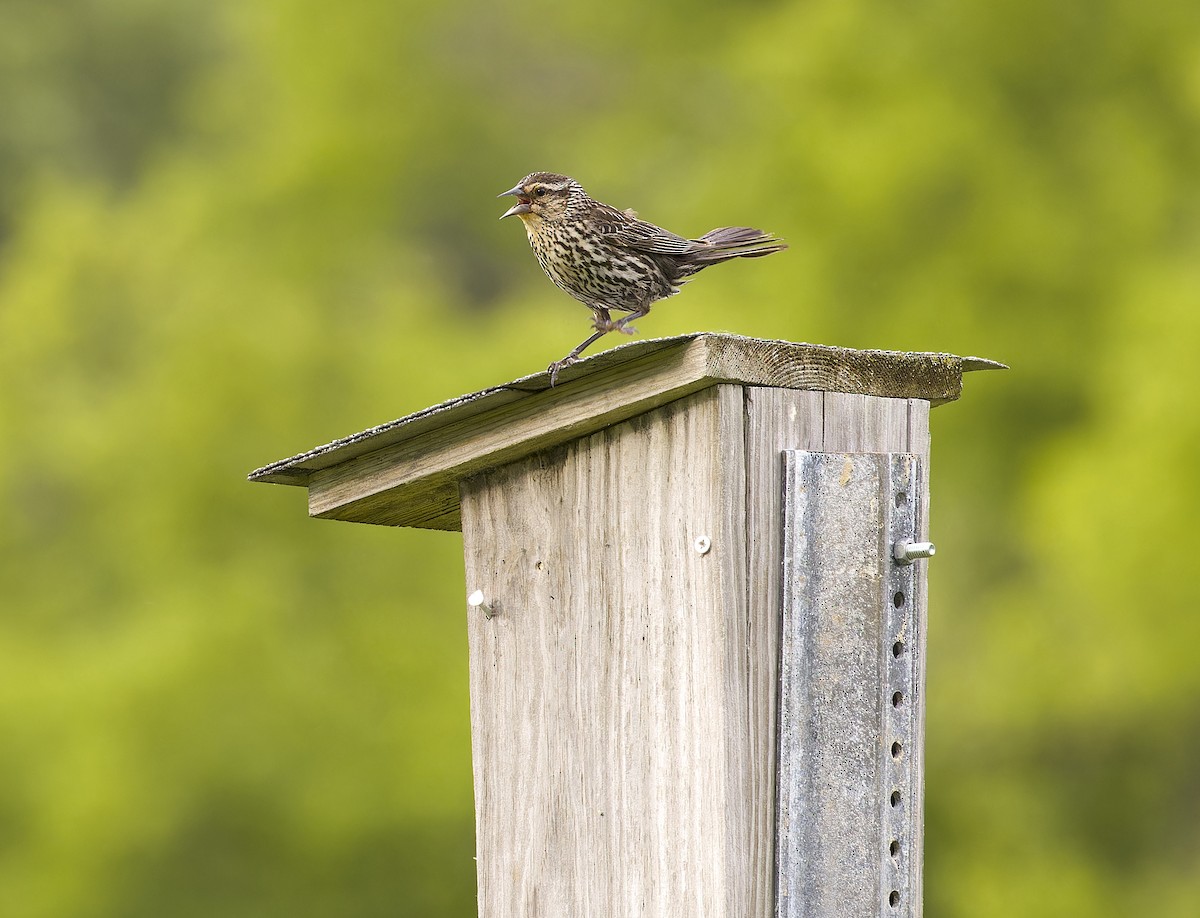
[1,0,1197,914]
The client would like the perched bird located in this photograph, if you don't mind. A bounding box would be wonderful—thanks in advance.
[499,172,786,383]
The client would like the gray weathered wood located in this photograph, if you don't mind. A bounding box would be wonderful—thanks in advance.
[247,334,1001,530]
[776,452,927,918]
[740,388,825,917]
[461,386,755,917]
[459,386,932,917]
[245,336,972,914]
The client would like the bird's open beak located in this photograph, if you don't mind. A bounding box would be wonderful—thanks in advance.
[498,184,531,219]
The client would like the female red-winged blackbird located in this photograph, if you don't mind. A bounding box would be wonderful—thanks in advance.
[499,172,786,383]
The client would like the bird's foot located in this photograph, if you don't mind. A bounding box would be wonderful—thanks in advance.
[590,317,622,334]
[613,310,647,337]
[547,355,579,386]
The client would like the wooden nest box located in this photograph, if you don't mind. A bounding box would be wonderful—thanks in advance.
[250,333,1003,918]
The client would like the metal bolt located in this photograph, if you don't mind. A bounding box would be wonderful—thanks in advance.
[694,535,712,555]
[893,540,936,564]
[467,589,495,619]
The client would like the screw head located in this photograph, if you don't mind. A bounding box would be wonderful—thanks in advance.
[694,535,712,555]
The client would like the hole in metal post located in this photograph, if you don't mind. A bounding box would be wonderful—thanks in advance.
[887,469,915,915]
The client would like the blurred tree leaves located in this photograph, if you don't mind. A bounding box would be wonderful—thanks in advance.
[1,0,1198,915]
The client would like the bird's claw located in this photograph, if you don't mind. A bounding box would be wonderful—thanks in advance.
[591,317,639,336]
[547,356,578,386]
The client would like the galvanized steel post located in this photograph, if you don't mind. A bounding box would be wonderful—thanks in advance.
[777,451,929,918]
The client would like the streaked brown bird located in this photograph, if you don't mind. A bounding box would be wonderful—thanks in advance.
[499,172,786,383]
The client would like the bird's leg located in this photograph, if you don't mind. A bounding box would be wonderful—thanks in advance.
[547,308,622,385]
[589,308,620,333]
[614,305,650,336]
[547,330,608,385]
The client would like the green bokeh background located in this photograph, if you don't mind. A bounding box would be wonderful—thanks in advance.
[2,1,1198,915]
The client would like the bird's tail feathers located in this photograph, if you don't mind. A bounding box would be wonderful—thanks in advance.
[696,226,787,261]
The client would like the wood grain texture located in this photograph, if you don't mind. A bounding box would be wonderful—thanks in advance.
[820,392,911,453]
[307,346,715,528]
[739,387,825,917]
[458,386,934,916]
[248,334,997,530]
[461,386,756,918]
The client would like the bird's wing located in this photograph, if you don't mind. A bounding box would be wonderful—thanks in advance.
[583,201,701,256]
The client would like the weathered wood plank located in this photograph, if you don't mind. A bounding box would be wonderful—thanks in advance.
[740,387,825,917]
[906,398,931,462]
[308,346,715,527]
[460,386,763,918]
[821,392,911,453]
[248,334,1002,530]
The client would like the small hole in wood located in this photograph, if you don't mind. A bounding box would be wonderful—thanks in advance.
[892,640,904,658]
[891,741,902,759]
[890,791,901,808]
[889,839,900,858]
[895,491,907,507]
[889,890,900,907]
[893,591,905,608]
[892,691,903,707]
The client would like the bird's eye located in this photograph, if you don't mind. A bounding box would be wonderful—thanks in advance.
[534,187,548,197]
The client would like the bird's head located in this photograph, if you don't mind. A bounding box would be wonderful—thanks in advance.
[498,172,577,223]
